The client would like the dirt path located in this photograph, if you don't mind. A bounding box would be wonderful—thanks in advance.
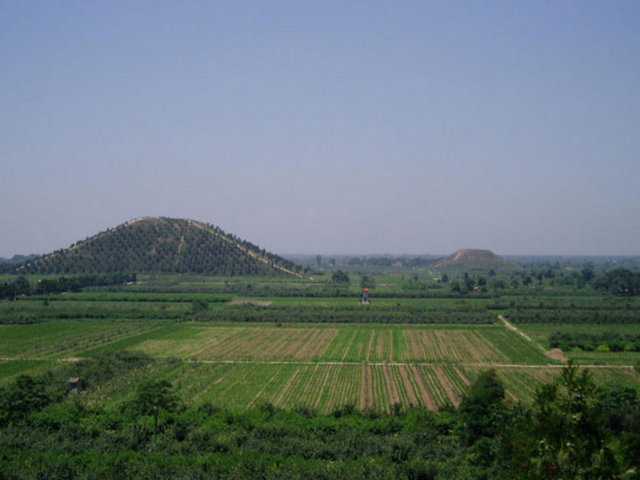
[360,365,372,410]
[229,298,273,307]
[498,314,536,343]
[498,314,568,362]
[0,356,634,370]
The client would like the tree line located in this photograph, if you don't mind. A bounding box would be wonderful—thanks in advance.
[549,331,640,352]
[0,273,136,301]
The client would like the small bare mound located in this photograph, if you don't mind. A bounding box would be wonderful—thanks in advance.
[545,348,567,362]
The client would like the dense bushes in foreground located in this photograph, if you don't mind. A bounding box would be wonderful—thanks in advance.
[0,355,638,479]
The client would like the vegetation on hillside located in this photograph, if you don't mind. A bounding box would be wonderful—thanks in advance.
[15,217,302,276]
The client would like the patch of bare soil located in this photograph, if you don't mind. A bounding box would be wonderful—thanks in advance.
[360,365,372,410]
[229,298,273,307]
[545,348,568,362]
[453,366,471,387]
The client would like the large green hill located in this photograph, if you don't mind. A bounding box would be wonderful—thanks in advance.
[17,217,301,276]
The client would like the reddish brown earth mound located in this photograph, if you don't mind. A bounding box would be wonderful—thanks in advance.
[433,249,511,269]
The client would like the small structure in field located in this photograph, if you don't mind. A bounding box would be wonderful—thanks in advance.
[69,377,80,394]
[361,287,370,305]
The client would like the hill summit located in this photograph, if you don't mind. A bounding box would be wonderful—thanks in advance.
[18,217,301,276]
[433,249,510,269]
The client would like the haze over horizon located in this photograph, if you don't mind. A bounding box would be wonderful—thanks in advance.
[2,1,639,258]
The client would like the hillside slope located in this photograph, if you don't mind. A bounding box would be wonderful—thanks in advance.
[18,217,301,276]
[433,249,513,269]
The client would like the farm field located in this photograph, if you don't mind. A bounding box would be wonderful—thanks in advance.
[1,318,637,412]
[69,357,637,413]
[0,320,164,358]
[0,321,551,365]
[1,272,639,413]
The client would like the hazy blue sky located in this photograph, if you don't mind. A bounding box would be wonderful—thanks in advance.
[1,1,639,257]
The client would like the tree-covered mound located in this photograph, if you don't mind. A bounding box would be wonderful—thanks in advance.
[17,217,301,276]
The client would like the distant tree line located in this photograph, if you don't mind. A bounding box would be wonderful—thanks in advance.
[0,273,136,301]
[442,267,640,296]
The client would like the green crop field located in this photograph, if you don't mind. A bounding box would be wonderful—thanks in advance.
[0,320,164,358]
[2,269,639,414]
[28,322,550,365]
[1,317,637,412]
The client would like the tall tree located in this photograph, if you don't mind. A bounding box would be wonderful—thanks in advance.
[132,380,180,434]
[528,363,619,479]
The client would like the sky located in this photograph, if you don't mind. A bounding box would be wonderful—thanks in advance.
[1,1,639,257]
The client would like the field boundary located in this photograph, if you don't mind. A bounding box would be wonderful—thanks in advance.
[0,356,636,370]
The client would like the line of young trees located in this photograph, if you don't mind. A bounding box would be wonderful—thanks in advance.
[549,331,640,352]
[196,304,495,324]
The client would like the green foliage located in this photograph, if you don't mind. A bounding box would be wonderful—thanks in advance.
[72,351,153,387]
[331,270,350,284]
[199,303,495,324]
[527,363,620,479]
[549,330,640,352]
[459,369,505,444]
[0,374,52,422]
[359,273,375,289]
[595,268,640,296]
[131,379,180,434]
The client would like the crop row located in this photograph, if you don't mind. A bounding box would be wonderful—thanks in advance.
[105,362,473,413]
[161,363,636,413]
